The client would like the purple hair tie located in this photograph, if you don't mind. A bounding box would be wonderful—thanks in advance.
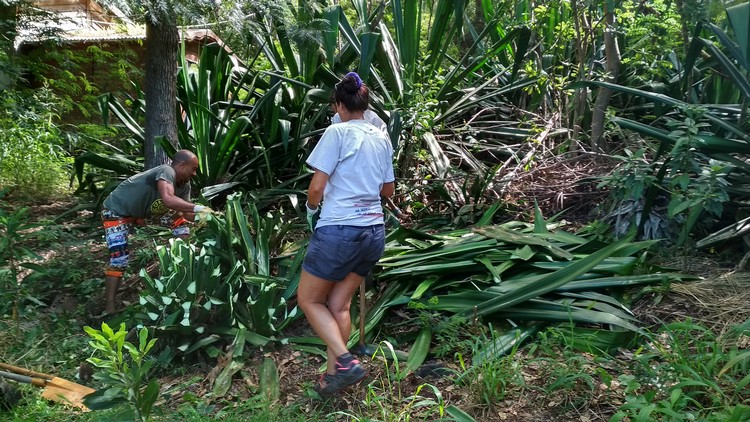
[345,71,362,89]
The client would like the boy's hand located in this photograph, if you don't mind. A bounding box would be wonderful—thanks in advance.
[193,205,218,221]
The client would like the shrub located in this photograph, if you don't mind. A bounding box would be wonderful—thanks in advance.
[0,89,69,197]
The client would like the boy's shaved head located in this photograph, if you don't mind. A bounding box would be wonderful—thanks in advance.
[173,150,197,164]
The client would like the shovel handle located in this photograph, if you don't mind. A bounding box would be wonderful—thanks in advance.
[0,363,52,380]
[0,370,47,387]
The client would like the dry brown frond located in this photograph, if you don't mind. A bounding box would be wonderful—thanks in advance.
[669,272,750,336]
[500,153,618,223]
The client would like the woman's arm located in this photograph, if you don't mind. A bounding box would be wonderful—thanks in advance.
[380,181,395,198]
[307,170,330,208]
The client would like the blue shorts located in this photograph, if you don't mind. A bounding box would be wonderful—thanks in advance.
[302,224,386,282]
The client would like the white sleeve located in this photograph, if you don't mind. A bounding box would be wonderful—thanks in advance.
[383,144,395,183]
[364,110,388,134]
[306,127,340,175]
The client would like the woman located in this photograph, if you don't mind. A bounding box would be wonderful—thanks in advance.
[298,72,395,395]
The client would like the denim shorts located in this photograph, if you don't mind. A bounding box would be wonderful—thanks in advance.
[302,224,386,282]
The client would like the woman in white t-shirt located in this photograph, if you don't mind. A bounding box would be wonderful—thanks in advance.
[298,72,395,396]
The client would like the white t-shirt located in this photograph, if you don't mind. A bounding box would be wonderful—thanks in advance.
[306,119,395,227]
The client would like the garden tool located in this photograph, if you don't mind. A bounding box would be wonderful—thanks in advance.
[353,272,383,357]
[353,274,408,361]
[0,363,95,410]
[356,276,370,356]
[353,200,408,360]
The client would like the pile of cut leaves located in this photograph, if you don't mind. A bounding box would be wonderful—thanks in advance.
[351,206,692,362]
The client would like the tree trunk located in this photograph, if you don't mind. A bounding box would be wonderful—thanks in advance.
[590,2,621,151]
[569,0,591,154]
[674,0,691,56]
[143,21,179,169]
[462,0,485,51]
[473,0,484,33]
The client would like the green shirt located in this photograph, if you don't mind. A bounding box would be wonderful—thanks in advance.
[103,165,191,218]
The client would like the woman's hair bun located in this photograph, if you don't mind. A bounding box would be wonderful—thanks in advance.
[340,72,363,93]
[333,71,368,112]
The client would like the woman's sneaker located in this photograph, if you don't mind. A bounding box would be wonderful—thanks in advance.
[314,373,335,396]
[315,353,366,396]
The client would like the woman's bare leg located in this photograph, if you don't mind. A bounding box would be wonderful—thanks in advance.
[298,270,349,373]
[324,272,364,373]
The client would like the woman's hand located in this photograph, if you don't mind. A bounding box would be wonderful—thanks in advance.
[306,202,320,231]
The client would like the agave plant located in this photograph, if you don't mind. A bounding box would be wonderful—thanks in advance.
[310,0,539,222]
[94,41,319,203]
[91,1,551,218]
[168,42,252,189]
[136,193,303,355]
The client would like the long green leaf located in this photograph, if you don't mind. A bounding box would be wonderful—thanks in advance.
[612,117,750,154]
[699,37,750,99]
[446,405,477,422]
[570,80,750,142]
[469,235,633,317]
[400,326,432,380]
[726,3,750,69]
[358,32,380,83]
[472,323,542,365]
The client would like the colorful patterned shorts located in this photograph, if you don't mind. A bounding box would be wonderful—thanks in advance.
[102,208,190,277]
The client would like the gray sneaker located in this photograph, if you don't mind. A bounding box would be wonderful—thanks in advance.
[314,373,336,396]
[314,358,366,396]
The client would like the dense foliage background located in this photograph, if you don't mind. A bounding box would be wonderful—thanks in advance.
[2,0,750,420]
